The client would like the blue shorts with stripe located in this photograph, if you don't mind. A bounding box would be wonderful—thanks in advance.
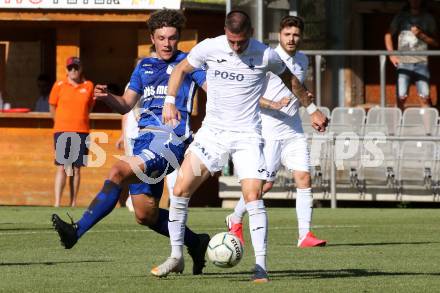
[129,131,188,198]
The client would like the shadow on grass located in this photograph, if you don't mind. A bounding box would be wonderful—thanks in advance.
[203,268,440,281]
[0,260,112,267]
[0,227,53,231]
[328,241,440,247]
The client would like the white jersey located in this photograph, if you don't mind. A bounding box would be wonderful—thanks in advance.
[261,48,309,140]
[187,35,286,134]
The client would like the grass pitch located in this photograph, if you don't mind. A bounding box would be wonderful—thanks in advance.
[1,206,440,292]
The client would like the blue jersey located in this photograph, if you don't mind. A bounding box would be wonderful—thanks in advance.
[128,51,206,139]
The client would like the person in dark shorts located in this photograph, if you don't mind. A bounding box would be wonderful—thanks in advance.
[49,57,94,207]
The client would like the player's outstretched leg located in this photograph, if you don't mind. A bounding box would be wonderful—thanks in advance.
[246,198,269,283]
[225,196,246,244]
[148,232,209,276]
[252,264,269,283]
[51,214,78,249]
[151,195,189,277]
[151,151,210,278]
[51,180,122,249]
[148,208,210,275]
[226,180,274,245]
[151,257,184,277]
[187,233,210,275]
[296,187,327,248]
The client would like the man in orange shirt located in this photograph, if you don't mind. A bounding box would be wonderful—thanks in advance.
[49,57,94,207]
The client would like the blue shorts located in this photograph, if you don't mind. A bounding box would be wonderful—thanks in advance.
[54,132,89,167]
[129,131,187,198]
[396,63,430,99]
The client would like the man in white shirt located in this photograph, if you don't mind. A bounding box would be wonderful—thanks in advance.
[152,11,327,282]
[226,16,327,249]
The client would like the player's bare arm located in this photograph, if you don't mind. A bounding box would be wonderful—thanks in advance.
[278,69,311,107]
[288,73,328,132]
[94,84,139,115]
[259,96,291,110]
[163,58,195,126]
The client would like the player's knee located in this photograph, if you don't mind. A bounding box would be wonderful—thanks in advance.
[244,191,261,203]
[262,182,274,194]
[135,210,158,226]
[172,183,188,197]
[295,171,311,188]
[108,165,127,184]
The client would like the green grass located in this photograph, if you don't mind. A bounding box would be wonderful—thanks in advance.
[1,207,440,292]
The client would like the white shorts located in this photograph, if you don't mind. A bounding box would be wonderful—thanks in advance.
[264,134,310,182]
[188,125,266,180]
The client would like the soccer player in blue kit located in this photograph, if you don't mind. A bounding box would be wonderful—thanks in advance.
[51,9,210,275]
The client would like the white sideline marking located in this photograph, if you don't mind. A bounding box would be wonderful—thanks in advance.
[0,225,361,236]
[313,225,361,229]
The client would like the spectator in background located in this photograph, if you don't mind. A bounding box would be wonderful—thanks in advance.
[34,73,51,112]
[49,57,94,207]
[385,0,439,110]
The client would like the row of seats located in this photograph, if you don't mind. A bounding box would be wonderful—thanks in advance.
[300,106,440,136]
[288,107,440,197]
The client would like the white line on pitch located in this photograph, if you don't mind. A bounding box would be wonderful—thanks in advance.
[0,225,360,236]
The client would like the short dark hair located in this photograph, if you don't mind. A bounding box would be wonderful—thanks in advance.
[147,9,186,34]
[279,15,304,32]
[225,10,252,34]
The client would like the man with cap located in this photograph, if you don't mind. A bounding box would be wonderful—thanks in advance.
[49,56,94,207]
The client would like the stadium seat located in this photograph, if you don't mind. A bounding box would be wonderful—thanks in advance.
[396,141,437,197]
[433,151,440,199]
[357,107,402,193]
[399,107,439,136]
[330,107,366,135]
[330,107,366,190]
[299,106,331,190]
[357,133,399,194]
[308,132,331,191]
[365,107,402,136]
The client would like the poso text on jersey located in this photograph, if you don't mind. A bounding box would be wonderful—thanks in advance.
[214,70,244,81]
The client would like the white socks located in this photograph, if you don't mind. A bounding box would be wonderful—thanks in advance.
[296,188,313,239]
[236,187,313,240]
[232,196,247,223]
[246,200,267,271]
[169,195,189,259]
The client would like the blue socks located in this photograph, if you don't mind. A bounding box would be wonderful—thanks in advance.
[75,180,199,249]
[150,208,199,248]
[76,180,122,238]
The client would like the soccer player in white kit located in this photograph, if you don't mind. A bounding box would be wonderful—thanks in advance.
[226,16,327,248]
[151,11,327,282]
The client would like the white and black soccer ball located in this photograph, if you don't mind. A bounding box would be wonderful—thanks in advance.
[207,232,243,268]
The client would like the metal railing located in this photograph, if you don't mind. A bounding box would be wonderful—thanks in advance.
[301,50,440,107]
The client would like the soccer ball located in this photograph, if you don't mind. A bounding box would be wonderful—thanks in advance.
[207,232,243,268]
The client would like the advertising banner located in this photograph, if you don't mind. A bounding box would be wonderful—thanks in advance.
[0,0,181,10]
